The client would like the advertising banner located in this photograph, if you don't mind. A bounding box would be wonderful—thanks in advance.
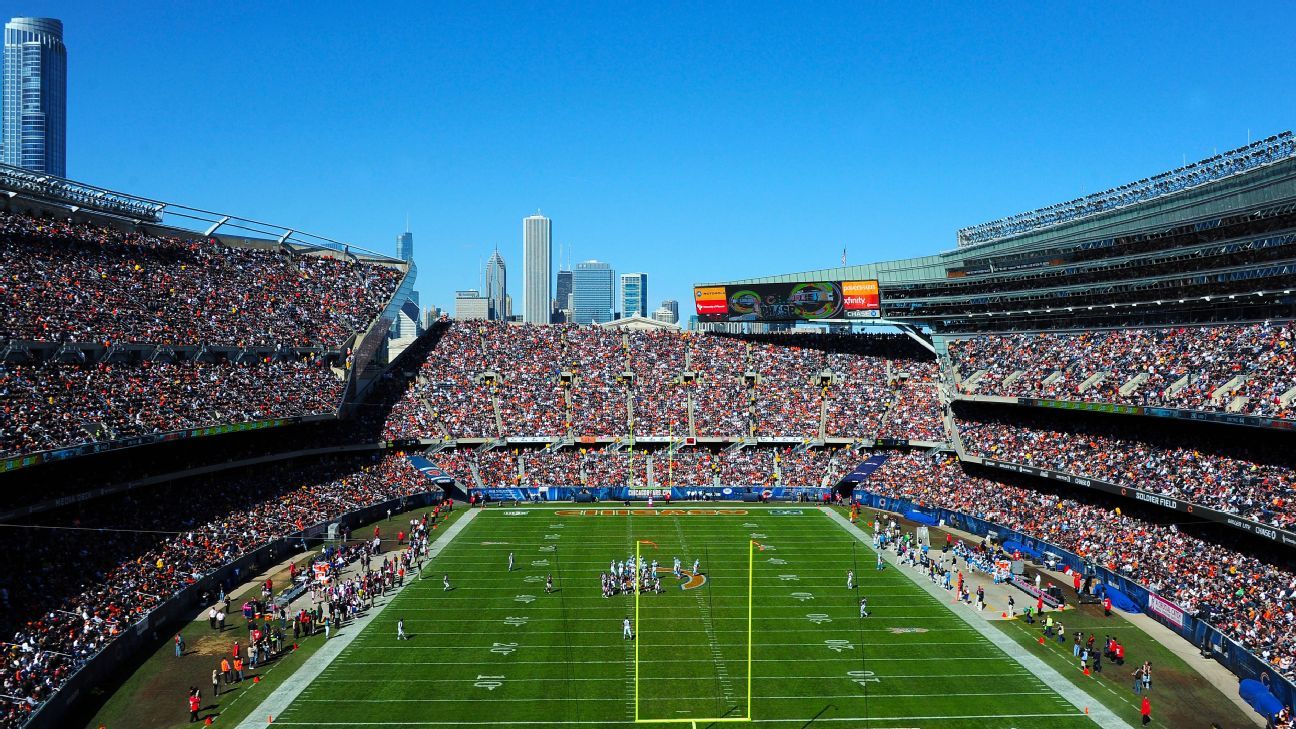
[1147,593,1186,628]
[693,280,881,322]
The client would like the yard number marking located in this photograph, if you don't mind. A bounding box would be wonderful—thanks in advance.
[504,616,528,627]
[807,613,832,624]
[847,670,880,686]
[531,560,549,567]
[791,592,814,602]
[474,675,505,690]
[778,574,800,581]
[491,642,518,656]
[767,558,788,565]
[514,594,536,604]
[825,639,854,653]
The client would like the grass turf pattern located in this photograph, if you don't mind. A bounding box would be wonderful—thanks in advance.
[268,505,1101,728]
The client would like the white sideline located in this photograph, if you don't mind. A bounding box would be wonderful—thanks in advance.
[234,507,480,729]
[819,506,1135,729]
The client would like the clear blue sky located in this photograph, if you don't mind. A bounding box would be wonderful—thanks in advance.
[21,1,1296,316]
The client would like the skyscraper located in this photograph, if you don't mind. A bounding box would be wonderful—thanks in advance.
[2,18,66,176]
[454,289,490,320]
[555,268,573,316]
[523,214,551,324]
[573,260,615,325]
[620,273,648,318]
[396,228,413,262]
[654,299,680,325]
[485,248,507,321]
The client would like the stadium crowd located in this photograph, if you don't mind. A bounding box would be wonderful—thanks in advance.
[381,323,943,442]
[955,408,1296,528]
[0,211,402,348]
[948,322,1295,419]
[859,450,1296,681]
[440,445,854,489]
[0,453,432,727]
[0,356,342,459]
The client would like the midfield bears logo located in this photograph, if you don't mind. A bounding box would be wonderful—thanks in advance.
[655,566,707,590]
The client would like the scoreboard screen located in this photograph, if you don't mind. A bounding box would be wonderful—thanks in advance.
[693,280,880,322]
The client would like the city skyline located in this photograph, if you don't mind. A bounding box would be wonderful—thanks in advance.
[2,16,66,176]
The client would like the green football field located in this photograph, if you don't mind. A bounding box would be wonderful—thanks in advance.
[265,505,1103,728]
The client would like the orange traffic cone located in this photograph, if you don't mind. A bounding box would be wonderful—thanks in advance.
[253,675,261,684]
[1083,667,1090,676]
[1038,636,1045,644]
[1001,612,1007,618]
[205,717,213,726]
[268,716,274,724]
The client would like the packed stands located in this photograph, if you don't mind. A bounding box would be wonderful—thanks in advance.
[878,360,944,441]
[0,453,433,728]
[629,331,689,436]
[954,407,1296,528]
[566,326,629,438]
[948,322,1296,419]
[750,342,824,437]
[691,334,751,437]
[381,324,943,442]
[857,450,1296,680]
[383,323,497,439]
[0,211,402,348]
[451,445,855,489]
[0,356,341,459]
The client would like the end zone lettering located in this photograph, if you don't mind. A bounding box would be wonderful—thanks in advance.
[553,508,749,517]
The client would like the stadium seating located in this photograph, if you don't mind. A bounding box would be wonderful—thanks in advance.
[0,356,342,459]
[947,322,1296,419]
[0,211,403,348]
[858,450,1296,681]
[444,445,855,489]
[954,408,1296,527]
[0,453,431,727]
[382,323,944,442]
[0,210,410,462]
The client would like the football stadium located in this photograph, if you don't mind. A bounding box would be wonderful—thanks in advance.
[3,8,1296,729]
